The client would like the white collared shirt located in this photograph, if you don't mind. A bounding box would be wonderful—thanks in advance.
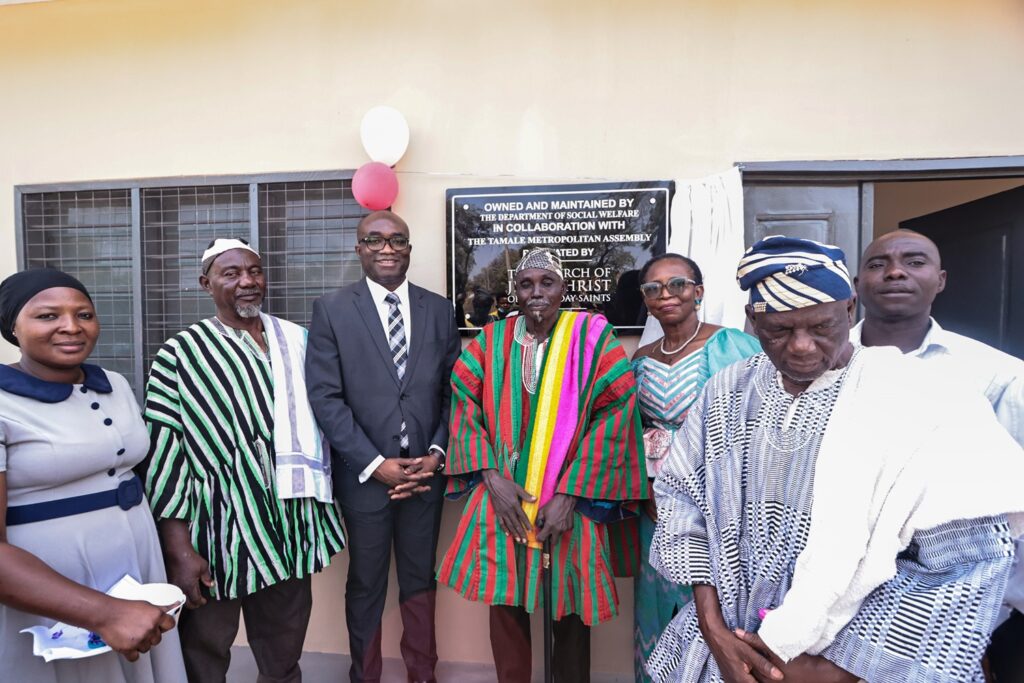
[851,317,1024,614]
[365,277,412,348]
[850,318,1023,445]
[358,277,444,483]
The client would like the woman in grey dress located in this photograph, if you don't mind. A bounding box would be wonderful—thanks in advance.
[0,268,186,682]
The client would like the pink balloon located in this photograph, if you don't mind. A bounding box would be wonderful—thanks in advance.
[352,162,399,211]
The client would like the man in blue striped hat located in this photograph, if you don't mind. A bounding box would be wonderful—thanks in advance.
[738,235,852,311]
[736,235,856,394]
[645,235,1024,683]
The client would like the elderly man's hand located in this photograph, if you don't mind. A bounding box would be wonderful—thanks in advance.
[158,520,214,609]
[702,626,783,683]
[693,585,783,683]
[735,630,858,683]
[481,468,535,544]
[535,494,575,543]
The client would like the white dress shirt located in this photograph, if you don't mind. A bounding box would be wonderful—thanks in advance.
[850,318,1023,445]
[365,277,412,349]
[851,317,1024,614]
[358,278,443,483]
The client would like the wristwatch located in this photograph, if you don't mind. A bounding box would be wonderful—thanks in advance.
[429,447,447,473]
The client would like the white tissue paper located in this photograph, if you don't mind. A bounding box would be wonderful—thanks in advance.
[22,574,185,662]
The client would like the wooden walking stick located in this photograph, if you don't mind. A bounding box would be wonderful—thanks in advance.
[543,536,553,683]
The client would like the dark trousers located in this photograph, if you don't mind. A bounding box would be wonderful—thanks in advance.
[489,605,591,683]
[988,609,1024,682]
[341,493,444,683]
[178,575,312,683]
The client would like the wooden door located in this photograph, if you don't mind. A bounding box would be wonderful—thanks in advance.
[742,184,865,273]
[902,186,1024,358]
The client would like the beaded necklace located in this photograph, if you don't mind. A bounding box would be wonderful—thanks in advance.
[513,315,548,394]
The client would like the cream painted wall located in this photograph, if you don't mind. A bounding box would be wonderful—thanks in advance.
[874,177,1024,235]
[3,0,1024,297]
[3,0,1024,674]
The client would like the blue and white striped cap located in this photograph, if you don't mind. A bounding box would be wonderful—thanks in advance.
[737,235,852,313]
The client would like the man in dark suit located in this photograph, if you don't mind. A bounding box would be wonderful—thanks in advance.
[306,210,461,683]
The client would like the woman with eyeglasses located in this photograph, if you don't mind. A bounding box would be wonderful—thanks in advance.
[631,253,761,683]
[0,269,186,682]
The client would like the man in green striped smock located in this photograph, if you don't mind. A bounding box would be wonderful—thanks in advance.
[143,238,345,683]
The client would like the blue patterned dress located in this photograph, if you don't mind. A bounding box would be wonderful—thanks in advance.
[632,327,761,683]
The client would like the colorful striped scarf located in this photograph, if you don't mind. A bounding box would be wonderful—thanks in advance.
[520,311,605,547]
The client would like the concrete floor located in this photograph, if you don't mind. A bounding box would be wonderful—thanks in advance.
[225,646,632,682]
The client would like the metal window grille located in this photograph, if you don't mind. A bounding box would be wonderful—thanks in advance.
[20,190,136,379]
[141,185,251,362]
[259,180,364,327]
[17,174,365,397]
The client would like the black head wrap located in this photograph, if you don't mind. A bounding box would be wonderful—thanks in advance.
[0,268,92,347]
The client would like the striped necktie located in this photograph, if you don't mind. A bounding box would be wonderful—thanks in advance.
[385,292,409,450]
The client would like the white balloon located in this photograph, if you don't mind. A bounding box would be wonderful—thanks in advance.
[360,105,410,167]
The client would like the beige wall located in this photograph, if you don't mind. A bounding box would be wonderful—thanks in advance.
[4,0,1024,303]
[4,0,1024,674]
[874,177,1024,235]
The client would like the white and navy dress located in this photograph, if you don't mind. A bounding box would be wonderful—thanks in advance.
[0,364,186,683]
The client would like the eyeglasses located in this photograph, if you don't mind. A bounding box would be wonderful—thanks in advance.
[639,276,698,300]
[359,235,411,252]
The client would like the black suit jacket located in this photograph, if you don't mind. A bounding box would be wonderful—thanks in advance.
[306,278,461,511]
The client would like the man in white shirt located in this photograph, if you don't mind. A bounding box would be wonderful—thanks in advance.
[853,228,1024,680]
[306,210,461,683]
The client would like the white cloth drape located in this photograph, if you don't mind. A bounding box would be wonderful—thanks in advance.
[758,346,1024,661]
[639,167,747,346]
[262,313,333,504]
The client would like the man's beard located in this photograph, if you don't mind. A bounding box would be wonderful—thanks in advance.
[235,302,262,318]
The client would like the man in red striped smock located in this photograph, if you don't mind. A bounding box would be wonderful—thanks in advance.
[437,247,647,682]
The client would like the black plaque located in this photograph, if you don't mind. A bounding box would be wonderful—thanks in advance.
[447,180,673,334]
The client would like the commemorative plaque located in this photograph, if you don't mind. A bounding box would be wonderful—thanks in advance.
[446,180,674,334]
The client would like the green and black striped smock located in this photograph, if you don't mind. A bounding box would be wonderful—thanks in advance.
[143,318,345,600]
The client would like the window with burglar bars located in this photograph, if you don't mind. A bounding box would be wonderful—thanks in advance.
[259,181,364,325]
[21,190,136,379]
[17,173,367,398]
[141,184,252,363]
